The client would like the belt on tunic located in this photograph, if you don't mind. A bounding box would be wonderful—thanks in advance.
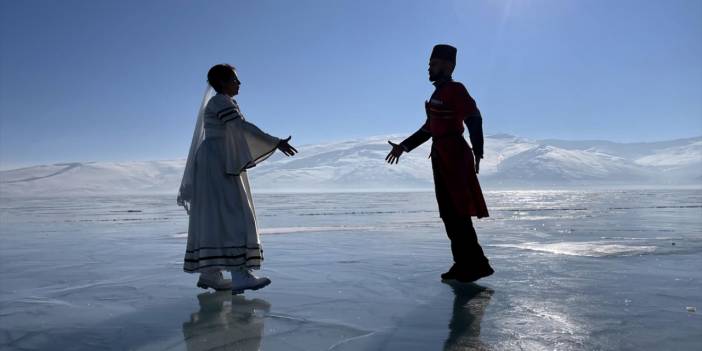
[431,132,464,141]
[429,133,468,158]
[204,128,225,139]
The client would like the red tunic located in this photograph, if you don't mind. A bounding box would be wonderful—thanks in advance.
[401,80,489,219]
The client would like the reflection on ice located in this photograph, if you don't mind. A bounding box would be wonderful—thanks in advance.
[443,282,493,351]
[183,292,269,351]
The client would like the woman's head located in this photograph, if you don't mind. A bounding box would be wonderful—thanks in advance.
[207,64,240,96]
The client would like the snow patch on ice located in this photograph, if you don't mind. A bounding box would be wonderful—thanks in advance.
[493,241,657,257]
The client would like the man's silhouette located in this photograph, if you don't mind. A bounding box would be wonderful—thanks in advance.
[386,44,494,282]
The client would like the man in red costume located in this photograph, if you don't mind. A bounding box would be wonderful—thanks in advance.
[386,44,494,283]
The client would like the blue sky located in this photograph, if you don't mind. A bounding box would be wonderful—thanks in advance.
[1,0,700,169]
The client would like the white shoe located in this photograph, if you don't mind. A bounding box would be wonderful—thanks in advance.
[197,271,232,291]
[231,269,271,295]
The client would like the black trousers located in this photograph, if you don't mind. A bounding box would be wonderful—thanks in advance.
[442,217,491,271]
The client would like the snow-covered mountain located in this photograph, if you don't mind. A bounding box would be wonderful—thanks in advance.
[1,134,700,197]
[0,160,186,197]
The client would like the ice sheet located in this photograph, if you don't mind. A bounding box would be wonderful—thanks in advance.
[0,190,701,350]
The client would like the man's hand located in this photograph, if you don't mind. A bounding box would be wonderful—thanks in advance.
[385,141,404,164]
[475,158,480,174]
[277,136,298,157]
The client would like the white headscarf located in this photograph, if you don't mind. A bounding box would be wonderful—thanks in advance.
[177,85,216,214]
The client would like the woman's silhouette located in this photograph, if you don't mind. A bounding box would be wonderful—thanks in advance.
[178,64,297,294]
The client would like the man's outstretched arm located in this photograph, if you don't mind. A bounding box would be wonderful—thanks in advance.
[400,123,431,153]
[386,120,431,164]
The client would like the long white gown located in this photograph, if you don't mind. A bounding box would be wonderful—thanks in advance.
[179,92,279,273]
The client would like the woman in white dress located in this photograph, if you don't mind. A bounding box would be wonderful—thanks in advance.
[178,64,297,294]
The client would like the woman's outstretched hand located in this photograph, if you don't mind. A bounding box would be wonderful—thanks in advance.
[277,136,298,156]
[385,141,404,164]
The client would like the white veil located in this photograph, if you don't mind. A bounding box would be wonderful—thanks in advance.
[177,85,216,214]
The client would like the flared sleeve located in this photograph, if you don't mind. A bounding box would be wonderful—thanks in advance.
[208,95,280,176]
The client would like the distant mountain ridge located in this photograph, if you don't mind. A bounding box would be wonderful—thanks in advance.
[1,134,700,197]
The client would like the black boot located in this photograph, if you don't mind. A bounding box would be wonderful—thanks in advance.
[455,263,494,283]
[441,264,462,281]
[442,218,493,283]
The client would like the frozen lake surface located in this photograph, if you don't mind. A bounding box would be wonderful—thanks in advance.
[0,190,701,350]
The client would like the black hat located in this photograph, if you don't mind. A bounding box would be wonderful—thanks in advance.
[430,44,457,63]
